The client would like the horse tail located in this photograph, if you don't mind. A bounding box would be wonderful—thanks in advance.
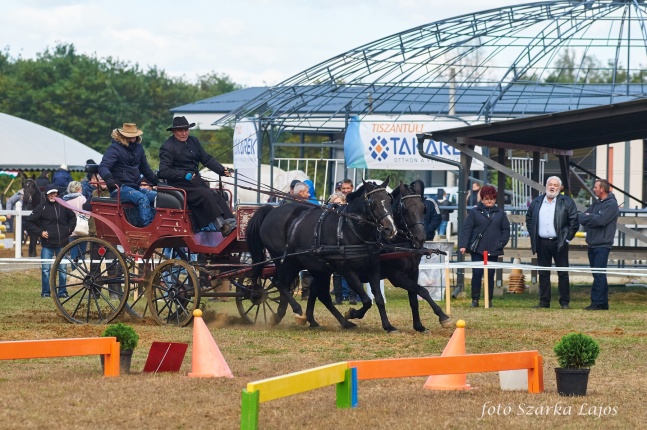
[246,204,274,281]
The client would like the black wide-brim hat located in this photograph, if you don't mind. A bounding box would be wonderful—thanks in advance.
[167,116,196,131]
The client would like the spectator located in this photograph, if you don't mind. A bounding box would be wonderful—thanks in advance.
[337,179,357,304]
[81,159,101,201]
[35,171,51,191]
[5,189,24,233]
[158,116,235,235]
[526,176,578,309]
[334,181,343,193]
[423,195,441,241]
[458,185,510,308]
[62,181,88,258]
[436,189,454,237]
[340,179,354,196]
[52,164,73,193]
[466,181,481,207]
[99,123,158,227]
[578,179,619,311]
[24,184,76,298]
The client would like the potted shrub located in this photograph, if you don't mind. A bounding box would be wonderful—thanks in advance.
[101,323,140,373]
[553,332,600,396]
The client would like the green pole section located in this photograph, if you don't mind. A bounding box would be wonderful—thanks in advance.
[336,368,353,408]
[240,389,260,430]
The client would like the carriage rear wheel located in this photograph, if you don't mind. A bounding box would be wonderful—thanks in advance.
[147,259,200,326]
[51,237,129,324]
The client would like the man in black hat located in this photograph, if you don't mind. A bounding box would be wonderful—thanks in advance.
[158,116,236,235]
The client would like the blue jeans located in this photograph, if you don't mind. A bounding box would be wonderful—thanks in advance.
[41,246,66,297]
[588,247,610,308]
[112,185,157,226]
[437,221,448,235]
[69,237,87,260]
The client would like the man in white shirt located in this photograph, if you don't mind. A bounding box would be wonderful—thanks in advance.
[526,176,579,309]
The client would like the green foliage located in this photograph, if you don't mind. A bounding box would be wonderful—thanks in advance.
[0,43,241,157]
[553,332,600,369]
[101,323,139,351]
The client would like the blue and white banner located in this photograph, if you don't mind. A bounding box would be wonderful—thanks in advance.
[344,116,483,171]
[233,119,259,183]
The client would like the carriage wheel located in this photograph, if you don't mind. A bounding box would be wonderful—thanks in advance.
[234,275,297,324]
[51,237,128,324]
[147,259,200,326]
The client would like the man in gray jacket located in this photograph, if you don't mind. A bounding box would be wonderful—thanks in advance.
[578,179,619,310]
[526,176,579,309]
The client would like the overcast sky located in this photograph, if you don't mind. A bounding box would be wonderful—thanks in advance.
[1,0,537,87]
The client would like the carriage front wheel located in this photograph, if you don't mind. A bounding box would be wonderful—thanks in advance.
[51,237,129,324]
[147,259,200,326]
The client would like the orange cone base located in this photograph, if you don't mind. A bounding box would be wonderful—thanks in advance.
[424,375,472,390]
[189,310,233,378]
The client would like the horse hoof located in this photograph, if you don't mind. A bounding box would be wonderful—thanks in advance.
[342,321,357,329]
[386,327,400,334]
[270,314,283,326]
[440,317,453,328]
[344,308,357,319]
[294,313,307,326]
[309,321,321,329]
[414,325,428,333]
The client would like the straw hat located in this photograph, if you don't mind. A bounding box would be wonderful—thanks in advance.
[118,123,144,137]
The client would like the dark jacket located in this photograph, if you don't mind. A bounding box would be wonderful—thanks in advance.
[99,130,158,189]
[526,194,579,254]
[158,135,226,185]
[459,202,510,256]
[437,197,453,221]
[578,193,619,249]
[52,169,73,188]
[35,174,50,190]
[423,198,441,240]
[24,198,76,248]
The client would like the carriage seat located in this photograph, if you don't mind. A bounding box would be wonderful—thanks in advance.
[155,189,185,209]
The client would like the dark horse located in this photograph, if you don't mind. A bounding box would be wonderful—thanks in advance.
[346,180,453,332]
[21,179,43,257]
[246,178,398,331]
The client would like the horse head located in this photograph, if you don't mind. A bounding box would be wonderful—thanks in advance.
[349,175,396,240]
[22,179,42,210]
[392,181,426,249]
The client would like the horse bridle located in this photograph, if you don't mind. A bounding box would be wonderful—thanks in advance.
[364,186,394,225]
[394,193,425,240]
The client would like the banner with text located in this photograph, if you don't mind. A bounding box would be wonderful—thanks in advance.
[233,119,259,184]
[344,116,483,171]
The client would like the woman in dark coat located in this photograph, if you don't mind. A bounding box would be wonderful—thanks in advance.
[458,185,510,307]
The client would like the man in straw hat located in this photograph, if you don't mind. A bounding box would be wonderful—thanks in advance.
[99,123,158,227]
[158,116,236,236]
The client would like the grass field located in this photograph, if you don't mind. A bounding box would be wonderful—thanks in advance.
[0,268,646,429]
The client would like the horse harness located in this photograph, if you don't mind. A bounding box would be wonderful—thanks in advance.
[394,193,425,241]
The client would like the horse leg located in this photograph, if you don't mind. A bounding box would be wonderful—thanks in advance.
[387,269,452,329]
[365,274,398,333]
[343,271,399,333]
[311,274,356,329]
[28,232,37,257]
[407,290,426,333]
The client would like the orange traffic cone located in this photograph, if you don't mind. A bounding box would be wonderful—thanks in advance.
[188,309,234,378]
[424,319,471,390]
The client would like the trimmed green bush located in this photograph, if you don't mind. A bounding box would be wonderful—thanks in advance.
[554,333,600,369]
[102,323,139,351]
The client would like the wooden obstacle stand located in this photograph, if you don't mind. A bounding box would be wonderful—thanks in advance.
[240,351,544,429]
[0,337,121,377]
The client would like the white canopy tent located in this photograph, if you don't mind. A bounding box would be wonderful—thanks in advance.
[0,112,102,171]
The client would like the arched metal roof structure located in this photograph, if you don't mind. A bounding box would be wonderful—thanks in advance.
[214,0,647,131]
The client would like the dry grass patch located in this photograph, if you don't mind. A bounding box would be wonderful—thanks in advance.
[0,269,646,429]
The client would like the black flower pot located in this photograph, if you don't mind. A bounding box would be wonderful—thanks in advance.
[100,350,134,374]
[555,368,590,396]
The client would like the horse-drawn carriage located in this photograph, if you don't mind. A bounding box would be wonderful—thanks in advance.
[50,179,451,332]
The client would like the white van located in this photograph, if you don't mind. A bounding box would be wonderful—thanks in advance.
[424,187,459,234]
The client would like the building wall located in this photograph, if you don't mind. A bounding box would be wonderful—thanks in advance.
[595,139,644,208]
